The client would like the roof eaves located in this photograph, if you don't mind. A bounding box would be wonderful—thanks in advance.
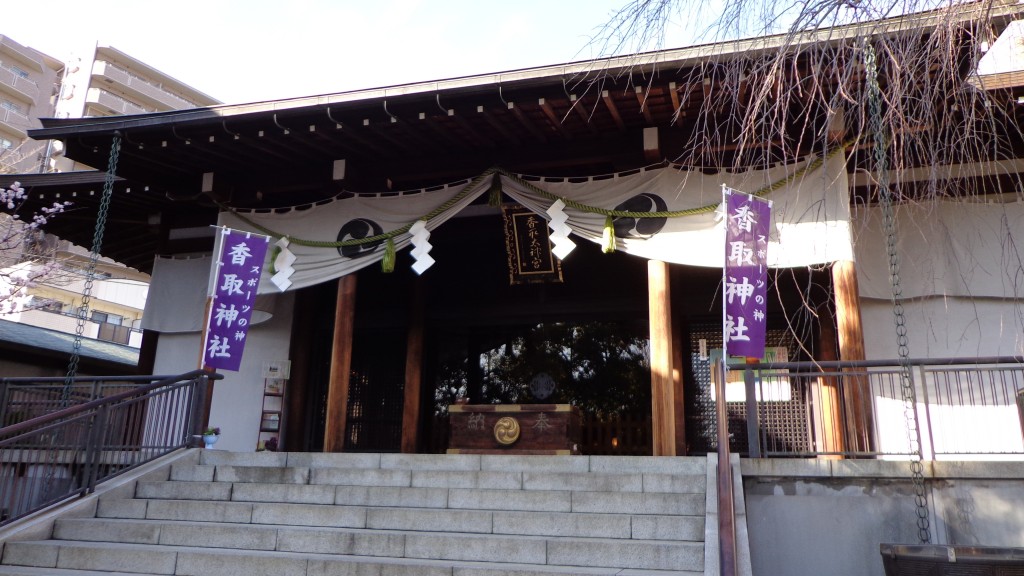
[29,1,1021,141]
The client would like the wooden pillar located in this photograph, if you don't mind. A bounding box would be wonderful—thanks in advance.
[672,311,687,455]
[815,303,846,457]
[648,260,676,456]
[832,260,874,452]
[285,288,314,452]
[400,278,425,454]
[137,329,159,375]
[324,274,357,452]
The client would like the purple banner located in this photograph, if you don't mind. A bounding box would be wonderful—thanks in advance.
[202,228,270,372]
[724,190,772,358]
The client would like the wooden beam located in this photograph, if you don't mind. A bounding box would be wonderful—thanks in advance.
[648,259,676,456]
[449,108,494,149]
[400,278,425,454]
[417,111,466,149]
[602,90,626,130]
[324,274,357,452]
[326,121,391,157]
[832,260,874,452]
[477,105,522,146]
[634,86,653,123]
[538,98,573,140]
[507,101,548,143]
[668,82,682,125]
[568,94,600,135]
[358,118,419,154]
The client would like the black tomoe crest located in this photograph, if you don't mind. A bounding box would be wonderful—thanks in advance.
[612,193,668,239]
[337,218,384,258]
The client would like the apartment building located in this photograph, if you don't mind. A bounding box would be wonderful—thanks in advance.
[0,35,62,174]
[2,238,150,348]
[1,37,221,174]
[1,35,220,359]
[54,44,221,171]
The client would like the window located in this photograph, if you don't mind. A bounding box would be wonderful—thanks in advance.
[0,138,12,150]
[1,100,24,114]
[91,311,124,325]
[10,65,28,79]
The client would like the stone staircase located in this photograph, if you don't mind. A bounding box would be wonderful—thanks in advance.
[0,450,716,575]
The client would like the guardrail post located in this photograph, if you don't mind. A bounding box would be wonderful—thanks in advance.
[0,379,8,426]
[715,360,738,576]
[744,364,761,458]
[906,366,927,461]
[1016,389,1024,444]
[83,404,109,495]
[188,375,210,446]
[917,364,936,460]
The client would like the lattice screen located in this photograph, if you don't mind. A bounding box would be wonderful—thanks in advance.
[685,323,810,455]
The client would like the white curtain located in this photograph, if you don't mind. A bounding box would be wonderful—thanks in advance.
[214,153,852,294]
[501,151,851,268]
[854,200,1024,299]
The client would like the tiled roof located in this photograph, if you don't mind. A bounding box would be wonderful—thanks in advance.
[0,318,139,367]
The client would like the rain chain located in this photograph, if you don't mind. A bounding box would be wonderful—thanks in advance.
[864,40,932,545]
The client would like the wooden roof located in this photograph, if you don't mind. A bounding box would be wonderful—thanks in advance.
[8,2,1024,273]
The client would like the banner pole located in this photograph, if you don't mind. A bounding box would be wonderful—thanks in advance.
[198,226,226,370]
[721,184,729,367]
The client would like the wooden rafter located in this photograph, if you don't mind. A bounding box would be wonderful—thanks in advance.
[538,98,573,140]
[668,82,682,125]
[507,101,548,143]
[477,105,522,146]
[634,86,654,123]
[568,94,601,135]
[601,90,625,130]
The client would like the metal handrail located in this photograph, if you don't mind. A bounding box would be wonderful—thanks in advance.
[0,373,208,428]
[0,370,222,526]
[728,356,1024,370]
[730,356,1024,459]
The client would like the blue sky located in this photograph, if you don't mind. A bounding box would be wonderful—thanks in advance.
[5,0,690,105]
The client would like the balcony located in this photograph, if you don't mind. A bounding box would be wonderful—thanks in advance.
[14,308,142,347]
[0,37,44,75]
[0,66,39,102]
[84,87,152,116]
[0,106,31,138]
[91,60,196,111]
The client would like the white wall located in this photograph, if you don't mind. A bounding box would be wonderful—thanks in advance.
[152,290,294,452]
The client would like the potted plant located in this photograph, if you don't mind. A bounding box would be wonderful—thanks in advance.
[202,426,221,449]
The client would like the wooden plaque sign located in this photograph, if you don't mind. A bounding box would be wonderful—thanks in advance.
[447,404,581,455]
[502,204,563,285]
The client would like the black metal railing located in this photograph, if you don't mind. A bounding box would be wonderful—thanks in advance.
[0,375,160,426]
[0,370,220,526]
[727,356,1024,459]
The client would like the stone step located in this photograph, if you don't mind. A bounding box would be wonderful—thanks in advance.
[197,451,706,476]
[133,481,707,515]
[0,567,166,576]
[51,517,703,568]
[2,539,704,575]
[94,501,705,540]
[169,464,706,494]
[0,566,702,576]
[0,451,713,576]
